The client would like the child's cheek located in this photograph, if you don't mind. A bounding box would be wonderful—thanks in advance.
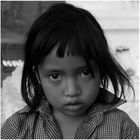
[41,77,61,87]
[80,73,100,93]
[81,78,100,89]
[41,78,65,93]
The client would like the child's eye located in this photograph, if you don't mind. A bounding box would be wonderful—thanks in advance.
[79,69,91,78]
[48,73,62,81]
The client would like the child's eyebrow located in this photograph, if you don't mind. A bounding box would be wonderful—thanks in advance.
[41,68,64,74]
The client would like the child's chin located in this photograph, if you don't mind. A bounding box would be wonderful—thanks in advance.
[63,108,86,116]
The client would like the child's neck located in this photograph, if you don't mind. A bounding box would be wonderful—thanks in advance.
[53,109,87,138]
[53,110,86,123]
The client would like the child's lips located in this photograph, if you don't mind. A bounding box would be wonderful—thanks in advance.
[64,101,83,111]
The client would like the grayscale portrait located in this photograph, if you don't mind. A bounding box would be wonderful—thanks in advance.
[1,1,139,139]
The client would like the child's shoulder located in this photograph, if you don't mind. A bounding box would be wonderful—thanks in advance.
[106,107,130,120]
[111,108,139,137]
[3,105,28,120]
[1,105,34,139]
[91,106,139,139]
[4,105,33,121]
[104,107,139,132]
[104,107,136,125]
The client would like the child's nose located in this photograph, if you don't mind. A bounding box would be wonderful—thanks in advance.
[64,78,81,97]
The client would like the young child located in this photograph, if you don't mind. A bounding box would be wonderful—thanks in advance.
[1,3,139,139]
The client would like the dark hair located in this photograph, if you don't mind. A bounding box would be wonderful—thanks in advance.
[21,3,134,111]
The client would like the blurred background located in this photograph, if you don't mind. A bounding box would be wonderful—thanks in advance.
[1,1,139,126]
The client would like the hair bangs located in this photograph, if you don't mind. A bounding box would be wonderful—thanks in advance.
[53,18,98,78]
[55,18,96,60]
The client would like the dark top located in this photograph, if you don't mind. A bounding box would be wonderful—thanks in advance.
[1,89,139,139]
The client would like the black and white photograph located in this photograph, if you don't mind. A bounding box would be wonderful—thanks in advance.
[1,1,139,139]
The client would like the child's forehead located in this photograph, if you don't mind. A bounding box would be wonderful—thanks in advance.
[43,45,97,67]
[47,45,84,60]
[46,46,85,61]
[48,44,85,58]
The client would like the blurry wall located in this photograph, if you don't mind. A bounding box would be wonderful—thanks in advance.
[1,1,139,126]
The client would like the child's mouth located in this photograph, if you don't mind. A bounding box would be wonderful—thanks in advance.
[64,102,83,111]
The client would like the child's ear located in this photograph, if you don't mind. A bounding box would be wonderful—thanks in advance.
[32,66,41,84]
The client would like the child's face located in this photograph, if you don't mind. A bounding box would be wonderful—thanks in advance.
[38,47,100,117]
